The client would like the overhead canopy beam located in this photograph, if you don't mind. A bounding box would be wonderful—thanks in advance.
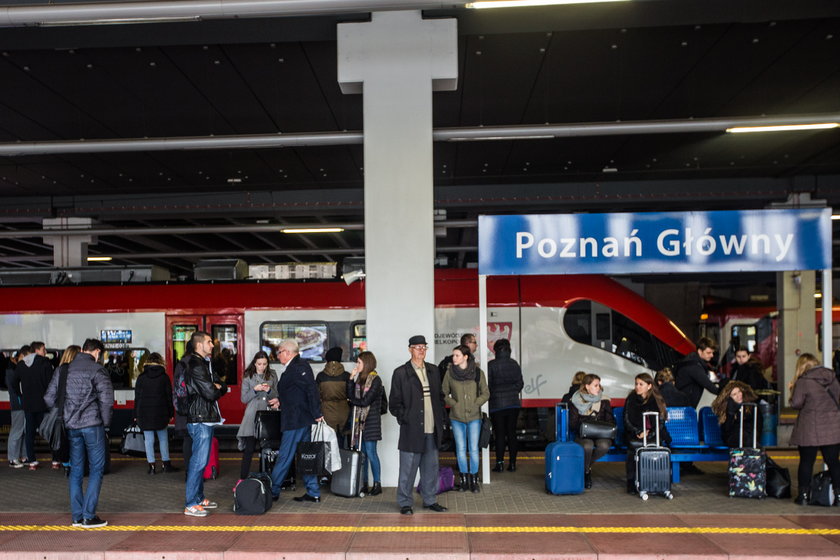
[1,114,838,156]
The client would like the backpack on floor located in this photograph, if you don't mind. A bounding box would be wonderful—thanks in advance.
[233,473,273,515]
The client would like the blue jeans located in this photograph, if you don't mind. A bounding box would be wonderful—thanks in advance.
[270,426,319,499]
[143,429,170,463]
[68,426,106,521]
[362,440,380,486]
[451,418,481,474]
[185,423,213,508]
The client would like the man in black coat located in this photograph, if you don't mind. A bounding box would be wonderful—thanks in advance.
[13,341,54,468]
[675,337,720,409]
[389,335,447,515]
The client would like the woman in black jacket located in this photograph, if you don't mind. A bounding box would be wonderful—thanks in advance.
[347,351,384,496]
[711,381,762,448]
[624,372,670,494]
[134,353,177,474]
[569,373,615,489]
[488,339,524,472]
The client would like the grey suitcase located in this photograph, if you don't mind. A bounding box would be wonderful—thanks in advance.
[330,407,366,498]
[635,411,673,500]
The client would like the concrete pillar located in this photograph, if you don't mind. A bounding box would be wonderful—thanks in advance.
[338,11,457,487]
[42,217,96,267]
[776,270,817,404]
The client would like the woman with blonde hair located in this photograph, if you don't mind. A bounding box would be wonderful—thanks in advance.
[134,352,178,474]
[788,353,840,505]
[711,381,761,448]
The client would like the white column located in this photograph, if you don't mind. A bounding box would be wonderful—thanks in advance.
[42,217,95,267]
[338,11,457,488]
[777,270,817,404]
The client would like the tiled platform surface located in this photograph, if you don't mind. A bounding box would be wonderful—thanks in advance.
[1,512,840,559]
[1,451,838,559]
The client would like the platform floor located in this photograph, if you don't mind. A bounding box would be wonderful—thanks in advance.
[1,451,837,559]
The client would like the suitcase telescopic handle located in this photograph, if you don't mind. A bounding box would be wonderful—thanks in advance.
[739,402,759,449]
[555,402,570,443]
[642,411,660,447]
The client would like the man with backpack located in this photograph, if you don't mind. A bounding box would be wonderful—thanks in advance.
[180,331,227,517]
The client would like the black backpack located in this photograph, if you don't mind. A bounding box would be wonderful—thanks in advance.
[172,358,191,416]
[233,473,274,515]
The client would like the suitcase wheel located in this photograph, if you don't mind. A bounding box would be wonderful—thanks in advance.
[359,491,366,498]
[640,492,649,501]
[665,491,674,500]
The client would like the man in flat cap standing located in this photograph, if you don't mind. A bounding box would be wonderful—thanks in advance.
[389,335,447,515]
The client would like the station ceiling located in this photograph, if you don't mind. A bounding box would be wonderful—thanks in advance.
[0,0,839,278]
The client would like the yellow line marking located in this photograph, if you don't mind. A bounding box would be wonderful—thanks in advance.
[1,525,838,535]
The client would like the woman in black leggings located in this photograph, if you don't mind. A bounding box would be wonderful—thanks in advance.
[487,339,524,472]
[789,353,840,505]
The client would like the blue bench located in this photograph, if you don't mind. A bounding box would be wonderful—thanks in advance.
[592,406,730,483]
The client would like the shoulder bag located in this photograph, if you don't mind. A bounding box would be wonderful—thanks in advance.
[39,365,69,451]
[475,374,491,448]
[579,419,617,440]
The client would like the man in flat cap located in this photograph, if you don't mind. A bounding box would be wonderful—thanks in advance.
[389,335,447,515]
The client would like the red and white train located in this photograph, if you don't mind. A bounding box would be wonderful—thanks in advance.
[0,270,694,429]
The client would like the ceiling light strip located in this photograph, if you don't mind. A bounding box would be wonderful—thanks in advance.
[467,0,628,8]
[726,123,839,134]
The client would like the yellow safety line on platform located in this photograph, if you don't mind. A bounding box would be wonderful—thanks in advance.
[1,525,838,535]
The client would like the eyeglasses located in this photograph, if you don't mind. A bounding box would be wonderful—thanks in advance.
[410,345,428,351]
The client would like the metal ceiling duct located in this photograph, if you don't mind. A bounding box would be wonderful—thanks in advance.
[0,0,458,27]
[0,115,837,156]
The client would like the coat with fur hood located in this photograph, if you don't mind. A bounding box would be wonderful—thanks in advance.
[317,361,350,435]
[790,366,840,447]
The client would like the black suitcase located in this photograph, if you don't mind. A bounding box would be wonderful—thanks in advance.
[728,402,766,499]
[260,448,296,490]
[635,411,673,500]
[255,409,282,450]
[233,472,274,515]
[330,407,366,498]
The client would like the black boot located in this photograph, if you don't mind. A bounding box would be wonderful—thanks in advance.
[147,463,156,475]
[794,492,809,505]
[507,461,516,472]
[361,485,370,495]
[370,482,382,496]
[584,470,592,489]
[458,473,467,492]
[493,460,505,473]
[161,461,179,473]
[627,480,637,495]
[469,474,479,493]
[834,492,840,507]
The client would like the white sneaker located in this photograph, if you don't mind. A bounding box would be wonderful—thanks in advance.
[184,505,208,517]
[9,460,24,469]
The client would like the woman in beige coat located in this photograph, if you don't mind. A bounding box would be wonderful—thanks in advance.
[789,353,840,505]
[442,344,489,493]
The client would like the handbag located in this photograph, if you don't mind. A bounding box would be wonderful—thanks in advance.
[120,421,147,456]
[765,456,791,499]
[295,422,330,477]
[809,469,835,506]
[478,413,492,449]
[39,364,69,452]
[254,409,282,449]
[579,419,617,440]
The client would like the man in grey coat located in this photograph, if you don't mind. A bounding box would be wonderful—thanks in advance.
[389,335,447,515]
[44,338,113,528]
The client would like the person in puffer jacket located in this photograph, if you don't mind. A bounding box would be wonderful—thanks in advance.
[487,339,524,473]
[44,338,113,529]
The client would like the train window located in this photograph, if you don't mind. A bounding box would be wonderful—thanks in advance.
[211,325,238,386]
[611,312,655,368]
[103,348,149,389]
[261,322,328,363]
[563,301,592,344]
[351,321,367,360]
[171,324,197,364]
[730,324,757,353]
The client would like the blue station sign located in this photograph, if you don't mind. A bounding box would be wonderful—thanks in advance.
[479,209,831,276]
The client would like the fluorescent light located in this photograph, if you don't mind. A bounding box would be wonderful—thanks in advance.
[815,293,822,299]
[87,256,112,262]
[281,228,344,234]
[831,215,840,221]
[467,0,629,8]
[726,123,839,134]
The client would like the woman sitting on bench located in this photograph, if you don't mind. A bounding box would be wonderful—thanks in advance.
[711,381,762,448]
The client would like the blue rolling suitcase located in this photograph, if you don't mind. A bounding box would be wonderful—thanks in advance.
[545,403,585,495]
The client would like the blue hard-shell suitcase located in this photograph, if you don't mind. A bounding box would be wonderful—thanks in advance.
[545,403,585,495]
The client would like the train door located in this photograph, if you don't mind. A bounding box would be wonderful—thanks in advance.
[166,314,245,421]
